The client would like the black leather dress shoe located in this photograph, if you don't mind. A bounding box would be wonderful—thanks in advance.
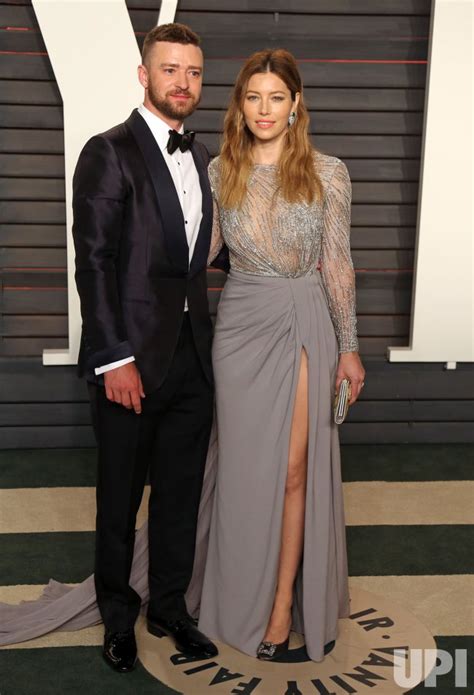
[103,628,137,672]
[147,616,218,658]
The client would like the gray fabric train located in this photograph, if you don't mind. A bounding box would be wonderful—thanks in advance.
[0,421,217,646]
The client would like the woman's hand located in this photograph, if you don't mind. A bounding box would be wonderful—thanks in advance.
[335,352,365,405]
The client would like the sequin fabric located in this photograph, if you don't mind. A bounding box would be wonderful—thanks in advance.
[207,152,359,353]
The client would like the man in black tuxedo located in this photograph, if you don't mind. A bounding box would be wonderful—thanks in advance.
[72,23,217,672]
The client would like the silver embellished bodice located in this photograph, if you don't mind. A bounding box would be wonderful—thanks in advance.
[208,152,358,353]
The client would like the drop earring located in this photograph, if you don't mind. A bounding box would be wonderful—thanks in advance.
[288,111,296,126]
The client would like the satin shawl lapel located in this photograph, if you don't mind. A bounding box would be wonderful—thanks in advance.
[189,142,213,276]
[126,109,188,274]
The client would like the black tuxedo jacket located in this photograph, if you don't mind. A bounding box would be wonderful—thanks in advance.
[72,109,214,394]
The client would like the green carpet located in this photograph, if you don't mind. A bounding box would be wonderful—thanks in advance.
[1,443,472,694]
[0,646,180,695]
[2,524,473,586]
[0,443,472,488]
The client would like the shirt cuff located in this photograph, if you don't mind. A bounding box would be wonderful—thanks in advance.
[94,356,135,375]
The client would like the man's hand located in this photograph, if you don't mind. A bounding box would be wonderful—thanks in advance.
[104,362,145,414]
[335,352,365,405]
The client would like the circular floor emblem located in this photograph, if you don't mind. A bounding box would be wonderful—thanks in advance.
[137,588,436,694]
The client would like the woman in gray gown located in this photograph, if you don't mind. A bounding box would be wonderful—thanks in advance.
[0,48,365,665]
[196,48,365,663]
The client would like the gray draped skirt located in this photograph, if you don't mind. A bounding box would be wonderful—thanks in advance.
[0,269,350,663]
[198,269,350,661]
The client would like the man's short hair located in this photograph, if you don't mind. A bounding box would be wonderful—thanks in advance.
[142,23,201,66]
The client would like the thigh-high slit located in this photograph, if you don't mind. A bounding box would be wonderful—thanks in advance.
[262,347,309,643]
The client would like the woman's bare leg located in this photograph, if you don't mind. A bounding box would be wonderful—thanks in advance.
[262,348,309,644]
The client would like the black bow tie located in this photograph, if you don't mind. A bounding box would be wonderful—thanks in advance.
[167,129,195,155]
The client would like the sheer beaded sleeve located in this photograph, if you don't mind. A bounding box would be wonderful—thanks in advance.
[207,157,224,265]
[320,159,359,353]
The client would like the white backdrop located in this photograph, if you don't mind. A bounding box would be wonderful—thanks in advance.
[32,0,177,366]
[387,0,473,366]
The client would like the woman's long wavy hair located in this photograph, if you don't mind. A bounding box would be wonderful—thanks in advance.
[218,48,323,209]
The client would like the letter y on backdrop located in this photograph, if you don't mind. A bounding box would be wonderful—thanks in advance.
[32,0,178,365]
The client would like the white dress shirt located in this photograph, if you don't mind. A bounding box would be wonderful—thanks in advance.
[95,104,203,375]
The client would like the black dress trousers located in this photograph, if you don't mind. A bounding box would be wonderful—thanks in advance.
[88,314,214,632]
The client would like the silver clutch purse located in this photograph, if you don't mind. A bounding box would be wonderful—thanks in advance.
[334,378,351,425]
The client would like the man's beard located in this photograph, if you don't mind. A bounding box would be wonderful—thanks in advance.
[148,83,199,121]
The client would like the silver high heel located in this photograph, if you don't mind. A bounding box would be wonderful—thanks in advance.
[256,635,290,661]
